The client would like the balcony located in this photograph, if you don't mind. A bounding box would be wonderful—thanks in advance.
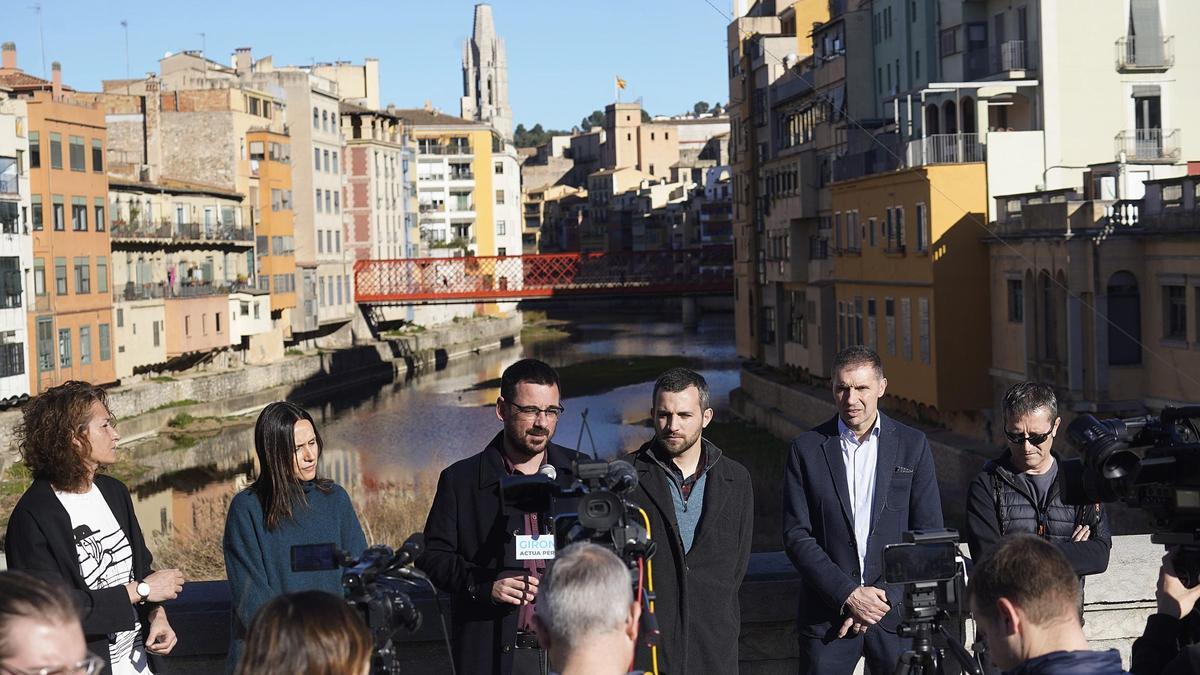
[1116,36,1173,71]
[418,145,472,157]
[111,219,253,244]
[448,171,474,181]
[991,40,1037,74]
[418,174,445,182]
[907,133,985,166]
[1114,129,1181,162]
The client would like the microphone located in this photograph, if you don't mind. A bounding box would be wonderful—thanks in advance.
[391,533,425,568]
[606,459,639,494]
[538,464,558,481]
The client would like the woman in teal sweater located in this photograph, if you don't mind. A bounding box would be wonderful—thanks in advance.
[223,401,367,672]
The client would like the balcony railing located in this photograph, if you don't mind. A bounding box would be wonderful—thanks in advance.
[112,220,253,243]
[418,174,445,182]
[991,40,1037,73]
[1116,36,1173,71]
[418,145,472,156]
[448,172,474,181]
[120,281,246,302]
[1114,129,1181,162]
[908,133,986,166]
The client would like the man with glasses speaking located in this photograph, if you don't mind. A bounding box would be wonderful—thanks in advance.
[420,358,586,675]
[965,381,1112,597]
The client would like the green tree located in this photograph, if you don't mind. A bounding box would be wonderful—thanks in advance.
[580,110,605,130]
[641,110,652,123]
[693,101,711,116]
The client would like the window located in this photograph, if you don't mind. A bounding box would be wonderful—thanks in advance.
[55,257,67,295]
[91,139,103,172]
[0,257,20,309]
[152,320,160,347]
[885,298,896,355]
[49,133,62,169]
[940,28,958,56]
[31,195,42,230]
[496,190,505,205]
[918,298,930,364]
[1007,279,1023,322]
[333,192,339,212]
[116,308,123,327]
[1163,285,1187,341]
[318,229,325,254]
[761,305,776,344]
[915,203,927,251]
[332,150,338,172]
[313,107,320,129]
[99,324,110,361]
[29,131,40,168]
[319,275,327,306]
[96,256,108,293]
[866,298,877,351]
[325,190,331,213]
[322,110,329,132]
[94,198,106,232]
[495,161,503,174]
[79,325,91,365]
[0,341,23,378]
[337,277,344,305]
[68,136,85,171]
[74,257,90,294]
[334,230,340,253]
[900,297,913,359]
[497,220,506,236]
[58,328,71,368]
[323,149,330,172]
[36,319,53,372]
[315,188,323,213]
[216,311,221,333]
[1108,272,1141,365]
[894,206,905,251]
[52,195,64,230]
[315,148,321,170]
[33,258,45,296]
[71,197,87,231]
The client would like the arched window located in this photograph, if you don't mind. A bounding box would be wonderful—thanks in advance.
[1107,271,1142,365]
[942,100,958,134]
[925,104,940,135]
[960,96,976,133]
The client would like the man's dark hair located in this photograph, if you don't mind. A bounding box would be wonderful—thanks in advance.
[501,358,561,402]
[652,367,711,410]
[967,534,1080,626]
[832,345,884,379]
[1003,381,1058,422]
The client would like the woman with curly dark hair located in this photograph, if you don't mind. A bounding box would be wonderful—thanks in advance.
[223,401,367,672]
[4,380,186,675]
[234,590,372,675]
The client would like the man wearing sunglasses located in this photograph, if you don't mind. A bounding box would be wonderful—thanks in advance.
[0,570,105,675]
[419,358,586,675]
[964,381,1112,595]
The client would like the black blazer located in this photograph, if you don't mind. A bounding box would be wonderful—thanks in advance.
[5,474,166,673]
[628,438,754,675]
[417,432,586,675]
[782,414,944,636]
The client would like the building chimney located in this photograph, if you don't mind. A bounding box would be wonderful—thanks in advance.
[1,42,15,71]
[51,61,62,99]
[233,47,252,76]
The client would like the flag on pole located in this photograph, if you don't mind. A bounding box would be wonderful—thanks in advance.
[615,75,627,90]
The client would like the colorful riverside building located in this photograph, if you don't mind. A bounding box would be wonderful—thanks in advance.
[0,46,115,391]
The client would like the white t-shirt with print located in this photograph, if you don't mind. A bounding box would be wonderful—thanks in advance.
[55,484,150,675]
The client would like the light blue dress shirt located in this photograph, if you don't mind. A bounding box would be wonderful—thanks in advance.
[838,414,881,584]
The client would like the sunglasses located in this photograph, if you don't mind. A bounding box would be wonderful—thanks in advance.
[1005,429,1053,446]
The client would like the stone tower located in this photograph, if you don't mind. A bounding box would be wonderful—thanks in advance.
[460,4,512,141]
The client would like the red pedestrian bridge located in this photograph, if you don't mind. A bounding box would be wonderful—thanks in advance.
[353,248,732,304]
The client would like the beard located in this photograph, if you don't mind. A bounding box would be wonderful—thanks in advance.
[657,427,702,457]
[505,422,552,459]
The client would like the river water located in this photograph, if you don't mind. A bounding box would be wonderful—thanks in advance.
[126,310,757,578]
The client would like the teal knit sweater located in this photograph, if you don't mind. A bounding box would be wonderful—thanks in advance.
[222,481,367,672]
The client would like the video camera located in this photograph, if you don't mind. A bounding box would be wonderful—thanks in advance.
[883,529,980,675]
[500,457,654,564]
[1060,407,1200,586]
[291,533,426,675]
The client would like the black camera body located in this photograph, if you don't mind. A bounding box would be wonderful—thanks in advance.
[291,535,425,674]
[1061,407,1200,585]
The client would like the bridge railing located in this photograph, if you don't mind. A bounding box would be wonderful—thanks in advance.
[355,247,733,303]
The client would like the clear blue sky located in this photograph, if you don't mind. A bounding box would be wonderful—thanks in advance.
[5,0,732,131]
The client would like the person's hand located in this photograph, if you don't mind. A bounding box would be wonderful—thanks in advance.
[843,585,890,628]
[837,615,871,638]
[145,607,177,655]
[491,572,538,606]
[144,569,185,602]
[1071,524,1091,542]
[1157,552,1200,619]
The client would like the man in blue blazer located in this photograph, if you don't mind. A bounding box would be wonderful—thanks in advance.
[783,345,944,674]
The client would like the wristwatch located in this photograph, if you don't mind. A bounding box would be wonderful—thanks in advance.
[136,580,151,605]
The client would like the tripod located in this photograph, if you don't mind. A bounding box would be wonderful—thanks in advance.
[892,611,982,675]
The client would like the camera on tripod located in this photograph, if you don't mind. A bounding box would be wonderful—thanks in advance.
[883,529,980,675]
[291,533,426,674]
[1060,406,1200,586]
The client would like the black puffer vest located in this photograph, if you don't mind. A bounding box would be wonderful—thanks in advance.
[983,453,1100,543]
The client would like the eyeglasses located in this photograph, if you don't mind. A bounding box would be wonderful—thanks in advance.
[506,401,565,420]
[0,652,106,675]
[1005,429,1053,446]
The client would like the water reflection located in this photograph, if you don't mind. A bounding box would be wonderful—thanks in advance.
[130,311,738,571]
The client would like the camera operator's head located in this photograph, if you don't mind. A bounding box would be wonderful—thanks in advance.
[236,590,372,675]
[968,534,1087,671]
[535,542,640,675]
[0,571,98,674]
[497,358,563,460]
[652,367,713,458]
[1003,381,1061,475]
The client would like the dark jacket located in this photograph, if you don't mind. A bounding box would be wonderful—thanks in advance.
[964,452,1111,577]
[1131,613,1200,675]
[627,437,754,675]
[5,475,166,674]
[417,432,586,675]
[782,413,944,636]
[1006,649,1128,675]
